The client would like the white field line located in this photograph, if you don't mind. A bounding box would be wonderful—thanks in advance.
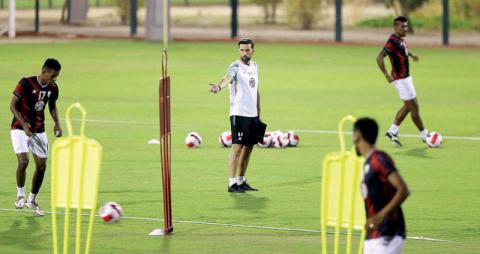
[67,118,480,142]
[0,208,451,243]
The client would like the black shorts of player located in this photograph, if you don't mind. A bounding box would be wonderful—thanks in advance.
[230,115,260,146]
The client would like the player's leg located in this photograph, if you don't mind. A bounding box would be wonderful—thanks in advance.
[386,104,409,147]
[237,145,257,191]
[228,144,244,192]
[25,132,49,216]
[405,98,429,141]
[26,154,46,216]
[228,115,245,193]
[15,153,29,208]
[11,129,30,209]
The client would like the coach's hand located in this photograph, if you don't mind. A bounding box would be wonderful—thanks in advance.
[385,73,394,83]
[209,83,221,93]
[23,123,33,137]
[54,124,62,137]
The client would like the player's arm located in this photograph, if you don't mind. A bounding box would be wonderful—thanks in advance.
[48,95,62,137]
[408,52,419,62]
[368,171,410,228]
[209,75,233,94]
[10,95,32,136]
[376,49,394,83]
[257,90,261,120]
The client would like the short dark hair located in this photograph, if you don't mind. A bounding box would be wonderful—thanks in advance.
[43,58,61,72]
[394,16,408,26]
[238,38,254,49]
[354,117,379,145]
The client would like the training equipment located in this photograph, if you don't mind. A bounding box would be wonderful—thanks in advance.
[219,131,233,147]
[185,132,202,148]
[99,202,123,223]
[272,131,289,148]
[258,132,273,148]
[426,132,443,148]
[287,131,299,147]
[151,50,173,236]
[148,139,160,145]
[51,103,103,254]
[321,115,366,254]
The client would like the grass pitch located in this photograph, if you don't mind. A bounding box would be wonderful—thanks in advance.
[0,40,479,253]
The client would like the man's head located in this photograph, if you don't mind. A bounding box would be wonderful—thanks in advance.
[238,38,254,64]
[40,58,61,85]
[393,16,409,37]
[353,117,378,156]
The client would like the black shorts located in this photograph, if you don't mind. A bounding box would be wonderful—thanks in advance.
[230,115,260,146]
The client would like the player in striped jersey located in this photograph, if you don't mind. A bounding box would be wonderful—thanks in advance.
[10,59,63,216]
[376,16,430,147]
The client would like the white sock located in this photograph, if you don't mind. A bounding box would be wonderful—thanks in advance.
[388,124,399,135]
[236,176,245,185]
[229,177,236,187]
[28,193,37,203]
[420,129,429,140]
[17,187,25,197]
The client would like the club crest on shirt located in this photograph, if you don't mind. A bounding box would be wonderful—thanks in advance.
[35,101,45,111]
[249,78,256,88]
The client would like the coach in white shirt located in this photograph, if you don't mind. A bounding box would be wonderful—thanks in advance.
[210,38,261,193]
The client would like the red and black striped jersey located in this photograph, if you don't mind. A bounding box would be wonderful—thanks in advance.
[384,34,410,80]
[11,76,59,133]
[361,150,406,240]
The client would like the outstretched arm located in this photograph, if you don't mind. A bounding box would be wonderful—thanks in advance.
[376,49,394,83]
[209,75,233,93]
[408,52,419,62]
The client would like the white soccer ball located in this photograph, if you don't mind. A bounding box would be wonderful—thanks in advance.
[272,131,289,148]
[426,132,443,148]
[99,202,123,223]
[258,132,273,148]
[185,132,202,148]
[287,131,299,147]
[219,131,233,148]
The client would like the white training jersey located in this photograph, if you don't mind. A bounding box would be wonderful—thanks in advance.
[226,60,259,117]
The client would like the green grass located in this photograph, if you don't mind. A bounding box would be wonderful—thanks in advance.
[356,15,480,31]
[0,41,479,253]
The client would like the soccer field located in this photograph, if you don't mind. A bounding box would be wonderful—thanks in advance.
[0,41,479,253]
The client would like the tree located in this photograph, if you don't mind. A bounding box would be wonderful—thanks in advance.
[251,0,282,24]
[383,0,429,33]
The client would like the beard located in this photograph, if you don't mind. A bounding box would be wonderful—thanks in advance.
[355,145,361,156]
[241,56,250,63]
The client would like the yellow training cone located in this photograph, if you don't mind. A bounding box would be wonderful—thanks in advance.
[321,115,366,254]
[51,103,102,254]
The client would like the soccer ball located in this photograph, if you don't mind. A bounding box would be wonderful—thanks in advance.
[258,132,273,148]
[272,131,289,148]
[185,132,202,148]
[219,131,233,148]
[287,131,299,147]
[99,202,123,223]
[426,132,443,148]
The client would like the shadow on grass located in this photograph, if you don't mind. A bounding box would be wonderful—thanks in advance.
[0,217,48,251]
[395,147,432,159]
[230,193,269,213]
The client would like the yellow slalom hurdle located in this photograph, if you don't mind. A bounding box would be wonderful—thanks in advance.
[51,103,103,254]
[321,115,366,254]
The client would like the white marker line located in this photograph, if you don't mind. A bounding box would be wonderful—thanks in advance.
[295,129,480,141]
[0,208,451,243]
[65,118,480,142]
[66,118,480,142]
